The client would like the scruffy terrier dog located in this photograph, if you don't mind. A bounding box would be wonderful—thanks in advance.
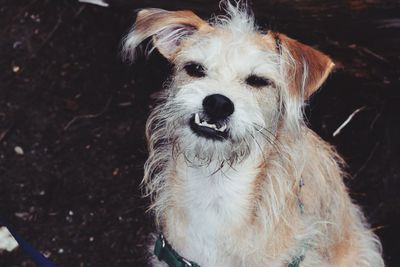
[123,2,384,267]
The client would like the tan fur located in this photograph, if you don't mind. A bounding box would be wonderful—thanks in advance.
[133,9,212,59]
[272,32,336,98]
[123,3,384,267]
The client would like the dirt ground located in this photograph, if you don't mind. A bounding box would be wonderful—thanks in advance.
[0,0,399,266]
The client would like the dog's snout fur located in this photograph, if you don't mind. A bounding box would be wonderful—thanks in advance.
[203,94,234,121]
[122,2,385,267]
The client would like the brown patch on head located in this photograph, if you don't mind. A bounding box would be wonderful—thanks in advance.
[252,32,277,51]
[124,9,212,60]
[268,32,335,99]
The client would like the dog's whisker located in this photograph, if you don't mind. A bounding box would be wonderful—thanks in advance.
[250,123,285,154]
[249,123,281,151]
[251,122,278,140]
[248,131,268,166]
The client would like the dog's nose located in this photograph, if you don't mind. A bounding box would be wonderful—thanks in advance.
[203,94,234,120]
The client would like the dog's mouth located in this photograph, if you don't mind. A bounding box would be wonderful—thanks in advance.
[189,113,228,141]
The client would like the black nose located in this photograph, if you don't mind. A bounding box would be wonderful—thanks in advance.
[202,94,234,121]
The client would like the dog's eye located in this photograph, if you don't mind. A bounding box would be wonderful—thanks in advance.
[245,75,273,88]
[183,62,206,78]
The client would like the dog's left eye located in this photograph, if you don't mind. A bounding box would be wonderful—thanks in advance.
[245,75,273,88]
[183,62,206,78]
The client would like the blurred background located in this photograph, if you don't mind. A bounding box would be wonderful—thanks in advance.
[0,0,399,266]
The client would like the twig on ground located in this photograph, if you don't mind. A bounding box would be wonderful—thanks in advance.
[78,0,109,7]
[75,6,86,17]
[361,47,389,63]
[349,44,389,63]
[64,97,112,130]
[352,142,380,179]
[369,111,382,130]
[0,126,12,143]
[0,114,14,142]
[34,15,63,55]
[377,19,400,29]
[333,106,366,137]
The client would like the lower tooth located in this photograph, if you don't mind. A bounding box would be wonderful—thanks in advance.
[196,117,226,131]
[195,113,200,124]
[219,125,227,132]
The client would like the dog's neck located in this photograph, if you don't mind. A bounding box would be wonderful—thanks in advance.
[175,153,262,215]
[161,152,265,250]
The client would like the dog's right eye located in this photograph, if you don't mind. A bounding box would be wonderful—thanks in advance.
[183,62,206,78]
[245,75,273,88]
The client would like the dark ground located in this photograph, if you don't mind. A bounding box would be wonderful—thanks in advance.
[0,0,399,266]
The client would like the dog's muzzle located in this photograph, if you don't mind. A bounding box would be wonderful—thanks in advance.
[189,94,234,141]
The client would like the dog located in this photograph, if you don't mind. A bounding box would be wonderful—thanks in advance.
[122,2,384,267]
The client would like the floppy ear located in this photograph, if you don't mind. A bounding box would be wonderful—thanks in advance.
[122,9,211,61]
[273,33,335,98]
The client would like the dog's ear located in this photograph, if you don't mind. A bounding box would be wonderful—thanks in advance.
[272,33,335,98]
[123,9,211,61]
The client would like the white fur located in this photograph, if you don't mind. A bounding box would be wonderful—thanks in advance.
[123,2,385,267]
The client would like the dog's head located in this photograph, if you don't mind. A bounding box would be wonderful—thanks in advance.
[123,3,334,165]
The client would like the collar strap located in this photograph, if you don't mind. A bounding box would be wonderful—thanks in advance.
[288,255,305,267]
[154,234,200,267]
[154,234,305,267]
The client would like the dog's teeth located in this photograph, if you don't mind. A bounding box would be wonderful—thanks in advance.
[202,121,211,127]
[215,124,227,132]
[219,124,227,132]
[200,120,217,129]
[194,115,227,131]
[195,113,200,124]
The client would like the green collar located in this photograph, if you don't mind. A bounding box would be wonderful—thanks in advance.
[154,234,304,267]
[154,234,200,267]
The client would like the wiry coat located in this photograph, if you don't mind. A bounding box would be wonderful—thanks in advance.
[123,2,384,267]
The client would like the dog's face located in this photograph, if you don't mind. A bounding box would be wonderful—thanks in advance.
[167,29,284,163]
[123,6,334,165]
[173,29,281,139]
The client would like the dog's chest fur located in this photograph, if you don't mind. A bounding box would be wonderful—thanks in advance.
[163,156,266,266]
